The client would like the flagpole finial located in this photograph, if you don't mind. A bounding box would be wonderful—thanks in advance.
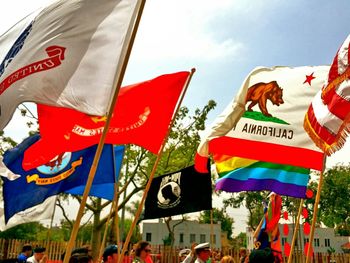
[191,68,196,73]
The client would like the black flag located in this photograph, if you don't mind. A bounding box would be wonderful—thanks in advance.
[143,165,212,220]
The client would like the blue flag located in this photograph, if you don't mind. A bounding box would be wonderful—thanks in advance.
[2,134,124,222]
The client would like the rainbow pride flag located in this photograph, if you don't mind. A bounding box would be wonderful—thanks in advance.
[214,154,310,198]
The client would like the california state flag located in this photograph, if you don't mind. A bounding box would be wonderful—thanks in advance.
[196,66,329,173]
[0,0,139,130]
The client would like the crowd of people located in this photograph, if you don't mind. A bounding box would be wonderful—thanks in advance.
[178,242,275,263]
[14,241,276,263]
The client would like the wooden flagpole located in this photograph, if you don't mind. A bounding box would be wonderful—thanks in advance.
[97,146,125,262]
[287,198,304,263]
[210,209,214,248]
[117,68,196,263]
[97,185,119,262]
[62,1,146,262]
[305,155,327,263]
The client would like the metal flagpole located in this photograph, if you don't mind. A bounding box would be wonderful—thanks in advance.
[117,68,196,263]
[287,198,304,263]
[62,1,146,262]
[305,155,327,263]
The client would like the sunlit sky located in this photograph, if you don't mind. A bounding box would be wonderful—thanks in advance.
[1,0,350,235]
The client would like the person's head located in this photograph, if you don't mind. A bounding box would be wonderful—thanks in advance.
[33,247,46,261]
[103,245,119,263]
[134,241,151,260]
[221,255,235,263]
[239,247,247,257]
[249,248,275,263]
[22,244,32,257]
[69,254,93,263]
[178,249,191,262]
[194,242,211,261]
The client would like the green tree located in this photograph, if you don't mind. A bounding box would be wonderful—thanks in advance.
[198,208,234,240]
[319,165,350,235]
[232,232,246,249]
[0,222,46,240]
[222,192,267,231]
[3,101,216,260]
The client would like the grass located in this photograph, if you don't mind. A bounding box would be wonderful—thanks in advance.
[242,111,289,125]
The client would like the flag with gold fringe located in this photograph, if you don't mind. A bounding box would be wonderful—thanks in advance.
[304,34,350,155]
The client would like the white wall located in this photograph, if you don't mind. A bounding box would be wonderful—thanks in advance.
[142,219,222,249]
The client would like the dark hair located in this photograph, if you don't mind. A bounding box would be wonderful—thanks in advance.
[249,248,275,263]
[22,244,32,253]
[103,245,118,261]
[69,254,92,263]
[134,241,150,257]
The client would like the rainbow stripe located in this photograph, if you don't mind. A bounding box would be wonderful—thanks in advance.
[214,154,310,198]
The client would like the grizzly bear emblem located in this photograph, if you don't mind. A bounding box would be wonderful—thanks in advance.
[246,81,284,117]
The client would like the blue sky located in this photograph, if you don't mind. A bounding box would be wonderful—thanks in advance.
[1,0,350,235]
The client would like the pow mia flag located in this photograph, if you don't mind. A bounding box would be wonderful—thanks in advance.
[143,165,212,220]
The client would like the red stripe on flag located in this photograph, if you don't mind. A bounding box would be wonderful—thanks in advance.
[209,136,324,171]
[328,52,339,84]
[307,105,337,146]
[326,91,350,120]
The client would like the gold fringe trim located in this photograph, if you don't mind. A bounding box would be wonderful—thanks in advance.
[321,67,350,101]
[304,109,350,156]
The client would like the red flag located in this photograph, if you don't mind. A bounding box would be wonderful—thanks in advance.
[23,71,190,170]
[304,34,350,155]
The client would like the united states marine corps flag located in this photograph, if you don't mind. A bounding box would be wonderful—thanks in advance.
[143,165,212,220]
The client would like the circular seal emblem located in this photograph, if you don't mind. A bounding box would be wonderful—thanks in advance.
[37,152,72,175]
[157,181,181,209]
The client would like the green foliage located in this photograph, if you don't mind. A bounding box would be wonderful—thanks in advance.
[223,192,267,231]
[0,222,46,240]
[232,232,247,249]
[319,165,350,236]
[242,111,289,125]
[120,218,141,243]
[162,234,172,246]
[198,208,234,240]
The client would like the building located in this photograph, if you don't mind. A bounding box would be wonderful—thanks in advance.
[246,224,350,254]
[142,219,222,249]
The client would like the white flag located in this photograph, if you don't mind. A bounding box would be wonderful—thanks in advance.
[0,191,56,231]
[0,0,140,130]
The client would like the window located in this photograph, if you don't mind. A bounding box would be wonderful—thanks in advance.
[314,238,320,247]
[200,234,206,243]
[304,238,309,245]
[282,238,287,246]
[179,233,184,243]
[146,233,152,242]
[190,234,196,243]
[325,238,330,247]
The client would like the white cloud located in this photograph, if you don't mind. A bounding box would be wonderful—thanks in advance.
[131,0,244,62]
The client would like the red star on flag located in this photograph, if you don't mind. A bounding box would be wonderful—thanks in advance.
[303,72,316,85]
